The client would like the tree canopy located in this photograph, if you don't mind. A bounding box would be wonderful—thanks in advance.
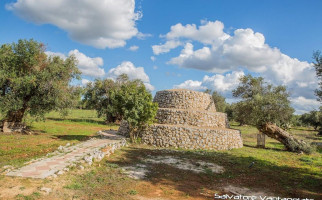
[232,75,294,128]
[83,74,158,140]
[232,75,314,153]
[313,50,322,101]
[0,39,81,127]
[211,91,229,113]
[300,110,322,130]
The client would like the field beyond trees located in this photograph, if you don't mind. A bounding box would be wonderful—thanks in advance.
[0,109,321,200]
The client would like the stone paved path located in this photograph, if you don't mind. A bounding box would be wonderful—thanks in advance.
[6,131,126,179]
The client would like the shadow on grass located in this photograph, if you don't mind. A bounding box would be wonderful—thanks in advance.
[46,117,107,125]
[109,146,322,199]
[243,144,286,152]
[291,127,317,132]
[51,134,100,141]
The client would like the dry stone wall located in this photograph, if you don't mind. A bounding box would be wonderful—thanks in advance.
[142,124,242,150]
[154,89,216,112]
[156,108,228,128]
[118,89,243,150]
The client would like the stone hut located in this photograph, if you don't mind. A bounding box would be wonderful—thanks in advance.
[118,89,243,150]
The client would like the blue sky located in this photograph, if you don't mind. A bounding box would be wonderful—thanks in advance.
[1,0,321,114]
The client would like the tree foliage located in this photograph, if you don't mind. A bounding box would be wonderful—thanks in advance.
[82,78,119,122]
[232,75,314,153]
[313,50,322,101]
[0,39,81,126]
[300,110,322,130]
[211,91,229,113]
[83,74,158,140]
[232,75,294,128]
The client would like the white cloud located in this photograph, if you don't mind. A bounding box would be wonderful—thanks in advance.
[174,70,319,113]
[45,51,67,59]
[201,71,245,94]
[46,49,105,78]
[107,61,154,91]
[129,45,139,51]
[168,28,281,73]
[153,65,158,70]
[69,50,105,78]
[174,71,244,96]
[291,96,320,115]
[81,79,91,86]
[150,56,156,61]
[137,32,153,40]
[156,20,319,113]
[152,40,182,55]
[174,80,206,91]
[7,0,140,49]
[164,20,230,45]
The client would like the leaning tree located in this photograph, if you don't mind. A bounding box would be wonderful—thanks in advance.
[233,75,313,153]
[0,39,81,132]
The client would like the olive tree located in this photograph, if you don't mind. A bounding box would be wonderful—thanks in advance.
[313,51,322,101]
[233,75,313,153]
[112,78,158,141]
[82,78,120,123]
[211,91,229,113]
[83,74,158,141]
[300,111,322,130]
[0,39,80,132]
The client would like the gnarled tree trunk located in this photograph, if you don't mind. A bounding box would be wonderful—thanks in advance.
[258,122,312,153]
[0,95,32,133]
[1,107,27,133]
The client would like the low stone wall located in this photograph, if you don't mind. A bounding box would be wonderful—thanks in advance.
[156,108,228,128]
[118,120,130,137]
[142,124,243,150]
[154,89,216,112]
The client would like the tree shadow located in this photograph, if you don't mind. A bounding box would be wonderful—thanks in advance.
[46,117,107,125]
[108,147,322,199]
[51,134,100,141]
[243,144,285,152]
[291,127,317,132]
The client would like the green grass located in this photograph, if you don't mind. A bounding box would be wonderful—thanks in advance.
[0,110,321,199]
[0,109,118,168]
[64,162,137,200]
[16,192,41,200]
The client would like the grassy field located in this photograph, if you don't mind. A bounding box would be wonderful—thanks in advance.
[0,109,321,200]
[0,110,118,168]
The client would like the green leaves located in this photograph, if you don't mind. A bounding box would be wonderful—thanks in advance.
[313,50,322,101]
[232,75,294,128]
[211,91,228,113]
[0,39,81,123]
[82,74,158,140]
[83,74,158,140]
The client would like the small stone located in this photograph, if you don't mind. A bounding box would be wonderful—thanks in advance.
[58,146,64,151]
[57,170,64,175]
[78,165,85,170]
[2,165,13,169]
[63,167,69,172]
[40,187,52,194]
[65,143,70,147]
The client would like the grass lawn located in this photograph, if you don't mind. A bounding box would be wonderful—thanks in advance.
[0,110,321,200]
[0,109,118,168]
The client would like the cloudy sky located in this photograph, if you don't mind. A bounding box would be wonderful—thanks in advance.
[1,0,321,114]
